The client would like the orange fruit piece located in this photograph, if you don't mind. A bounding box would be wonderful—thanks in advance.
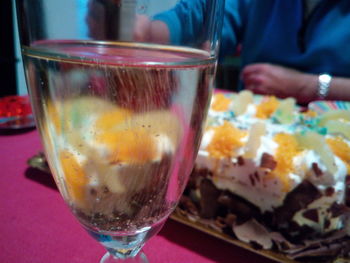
[94,108,131,131]
[46,101,63,134]
[108,129,157,164]
[60,150,87,205]
[94,109,159,164]
[96,128,157,164]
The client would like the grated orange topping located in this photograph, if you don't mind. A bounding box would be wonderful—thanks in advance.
[206,121,247,158]
[326,136,350,173]
[60,150,87,205]
[270,133,301,192]
[256,96,279,119]
[211,93,232,112]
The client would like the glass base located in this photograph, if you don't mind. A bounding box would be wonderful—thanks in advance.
[86,216,167,263]
[100,251,149,263]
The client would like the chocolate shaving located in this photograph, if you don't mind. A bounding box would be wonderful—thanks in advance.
[289,239,350,260]
[225,213,237,226]
[272,180,322,226]
[179,196,199,216]
[253,172,260,182]
[249,174,256,186]
[346,175,350,206]
[217,191,260,224]
[199,179,221,218]
[324,219,330,229]
[286,228,350,260]
[328,203,350,218]
[214,216,227,230]
[312,163,323,177]
[90,188,97,196]
[302,209,319,223]
[260,153,277,170]
[182,168,350,262]
[269,232,302,252]
[237,156,245,166]
[233,219,273,250]
[325,187,335,197]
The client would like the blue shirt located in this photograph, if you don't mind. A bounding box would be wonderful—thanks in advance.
[154,0,350,78]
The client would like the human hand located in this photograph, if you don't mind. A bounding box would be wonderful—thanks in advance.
[133,15,169,44]
[241,63,317,103]
[133,14,151,42]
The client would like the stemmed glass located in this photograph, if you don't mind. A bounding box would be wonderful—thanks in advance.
[16,0,224,262]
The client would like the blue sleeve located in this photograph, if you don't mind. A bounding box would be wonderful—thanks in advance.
[220,0,250,57]
[153,0,251,57]
[153,0,208,45]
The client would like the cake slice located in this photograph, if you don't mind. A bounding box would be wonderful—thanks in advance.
[177,91,350,262]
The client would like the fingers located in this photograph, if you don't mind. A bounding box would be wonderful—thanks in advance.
[133,15,151,42]
[241,63,277,95]
[241,63,270,78]
[246,84,266,95]
[241,68,267,95]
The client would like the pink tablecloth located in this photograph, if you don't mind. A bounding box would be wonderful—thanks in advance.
[0,129,275,263]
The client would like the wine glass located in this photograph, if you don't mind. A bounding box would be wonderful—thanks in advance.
[16,0,224,262]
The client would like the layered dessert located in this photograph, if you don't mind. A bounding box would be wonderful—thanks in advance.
[43,97,185,232]
[177,91,350,262]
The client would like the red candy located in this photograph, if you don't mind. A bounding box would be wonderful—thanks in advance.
[0,96,32,118]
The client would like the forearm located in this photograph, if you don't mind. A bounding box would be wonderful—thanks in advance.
[327,76,350,101]
[242,63,350,104]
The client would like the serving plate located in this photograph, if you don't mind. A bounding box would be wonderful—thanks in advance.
[308,100,350,113]
[0,114,35,130]
[0,95,35,130]
[170,211,296,263]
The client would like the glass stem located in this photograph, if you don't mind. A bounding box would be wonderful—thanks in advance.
[107,245,143,259]
[100,249,149,263]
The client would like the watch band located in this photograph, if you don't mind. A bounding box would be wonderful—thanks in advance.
[317,73,332,99]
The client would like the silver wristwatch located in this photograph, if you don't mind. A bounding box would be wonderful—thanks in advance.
[317,73,332,99]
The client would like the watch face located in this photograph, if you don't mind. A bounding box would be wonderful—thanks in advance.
[319,74,332,83]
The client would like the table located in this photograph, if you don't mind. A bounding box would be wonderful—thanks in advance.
[0,128,275,263]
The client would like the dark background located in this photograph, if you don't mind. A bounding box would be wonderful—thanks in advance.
[0,0,17,97]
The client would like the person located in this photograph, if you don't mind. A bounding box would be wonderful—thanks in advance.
[134,0,350,104]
